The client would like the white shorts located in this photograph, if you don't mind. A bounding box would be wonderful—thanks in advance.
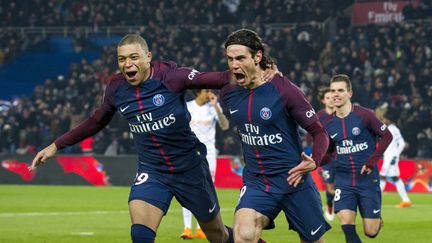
[380,156,400,177]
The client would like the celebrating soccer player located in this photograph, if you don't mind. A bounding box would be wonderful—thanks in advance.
[29,34,276,243]
[323,74,393,242]
[219,29,331,243]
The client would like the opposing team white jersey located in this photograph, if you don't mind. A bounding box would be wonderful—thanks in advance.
[383,124,406,159]
[186,100,219,154]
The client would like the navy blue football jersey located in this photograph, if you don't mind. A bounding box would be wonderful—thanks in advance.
[324,105,389,187]
[55,61,230,173]
[220,76,326,193]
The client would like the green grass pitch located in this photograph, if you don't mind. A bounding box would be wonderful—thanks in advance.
[0,185,431,242]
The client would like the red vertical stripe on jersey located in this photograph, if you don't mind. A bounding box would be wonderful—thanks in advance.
[135,86,174,173]
[341,117,356,186]
[248,89,270,192]
[151,135,174,173]
[254,147,270,192]
[136,87,144,111]
[248,90,253,121]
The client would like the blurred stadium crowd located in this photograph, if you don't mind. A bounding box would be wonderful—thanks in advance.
[1,0,348,27]
[0,0,431,158]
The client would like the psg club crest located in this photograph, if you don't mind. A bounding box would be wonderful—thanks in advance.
[260,107,272,120]
[153,94,165,106]
[352,127,360,136]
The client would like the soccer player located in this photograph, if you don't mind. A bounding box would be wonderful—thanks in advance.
[324,74,393,243]
[316,87,336,221]
[221,29,331,243]
[181,89,229,239]
[29,34,275,243]
[379,111,411,208]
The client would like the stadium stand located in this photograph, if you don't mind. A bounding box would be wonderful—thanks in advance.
[0,0,431,158]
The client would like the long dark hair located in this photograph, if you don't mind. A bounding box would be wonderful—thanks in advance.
[224,29,274,70]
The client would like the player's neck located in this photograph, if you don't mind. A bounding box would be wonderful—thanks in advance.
[336,102,352,118]
[246,70,265,89]
[139,67,153,85]
[248,80,266,89]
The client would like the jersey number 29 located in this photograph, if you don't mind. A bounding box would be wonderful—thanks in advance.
[134,173,149,185]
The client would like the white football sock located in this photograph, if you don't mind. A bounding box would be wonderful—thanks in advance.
[182,207,192,228]
[379,179,386,192]
[395,179,410,202]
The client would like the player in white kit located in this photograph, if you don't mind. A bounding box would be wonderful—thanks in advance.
[379,112,411,208]
[181,89,230,239]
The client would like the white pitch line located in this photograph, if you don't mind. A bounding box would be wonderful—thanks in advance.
[1,205,429,218]
[0,210,128,217]
[0,208,235,217]
[71,232,95,236]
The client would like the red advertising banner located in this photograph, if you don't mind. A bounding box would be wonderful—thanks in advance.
[214,157,431,193]
[56,155,110,186]
[1,160,36,181]
[352,1,419,25]
[377,159,432,193]
[1,155,431,193]
[214,156,244,188]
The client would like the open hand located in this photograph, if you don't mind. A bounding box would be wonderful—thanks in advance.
[287,152,317,187]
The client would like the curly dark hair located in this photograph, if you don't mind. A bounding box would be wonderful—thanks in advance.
[224,29,274,70]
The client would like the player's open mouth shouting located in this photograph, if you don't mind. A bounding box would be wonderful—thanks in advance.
[233,72,246,85]
[125,70,138,80]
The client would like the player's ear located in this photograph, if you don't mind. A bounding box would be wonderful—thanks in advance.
[255,51,263,64]
[147,51,153,61]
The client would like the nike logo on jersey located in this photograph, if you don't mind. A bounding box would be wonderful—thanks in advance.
[229,109,239,114]
[120,105,130,113]
[373,209,380,214]
[330,133,338,139]
[208,203,217,213]
[311,224,323,235]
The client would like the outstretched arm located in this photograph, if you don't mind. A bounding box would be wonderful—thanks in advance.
[163,62,281,92]
[28,78,118,171]
[29,106,115,171]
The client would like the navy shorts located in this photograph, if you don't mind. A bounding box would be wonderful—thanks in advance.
[334,184,382,218]
[321,161,336,184]
[128,160,220,222]
[235,181,331,242]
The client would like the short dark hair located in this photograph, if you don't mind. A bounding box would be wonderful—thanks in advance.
[118,34,149,52]
[330,74,352,92]
[224,29,274,70]
[317,86,331,101]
